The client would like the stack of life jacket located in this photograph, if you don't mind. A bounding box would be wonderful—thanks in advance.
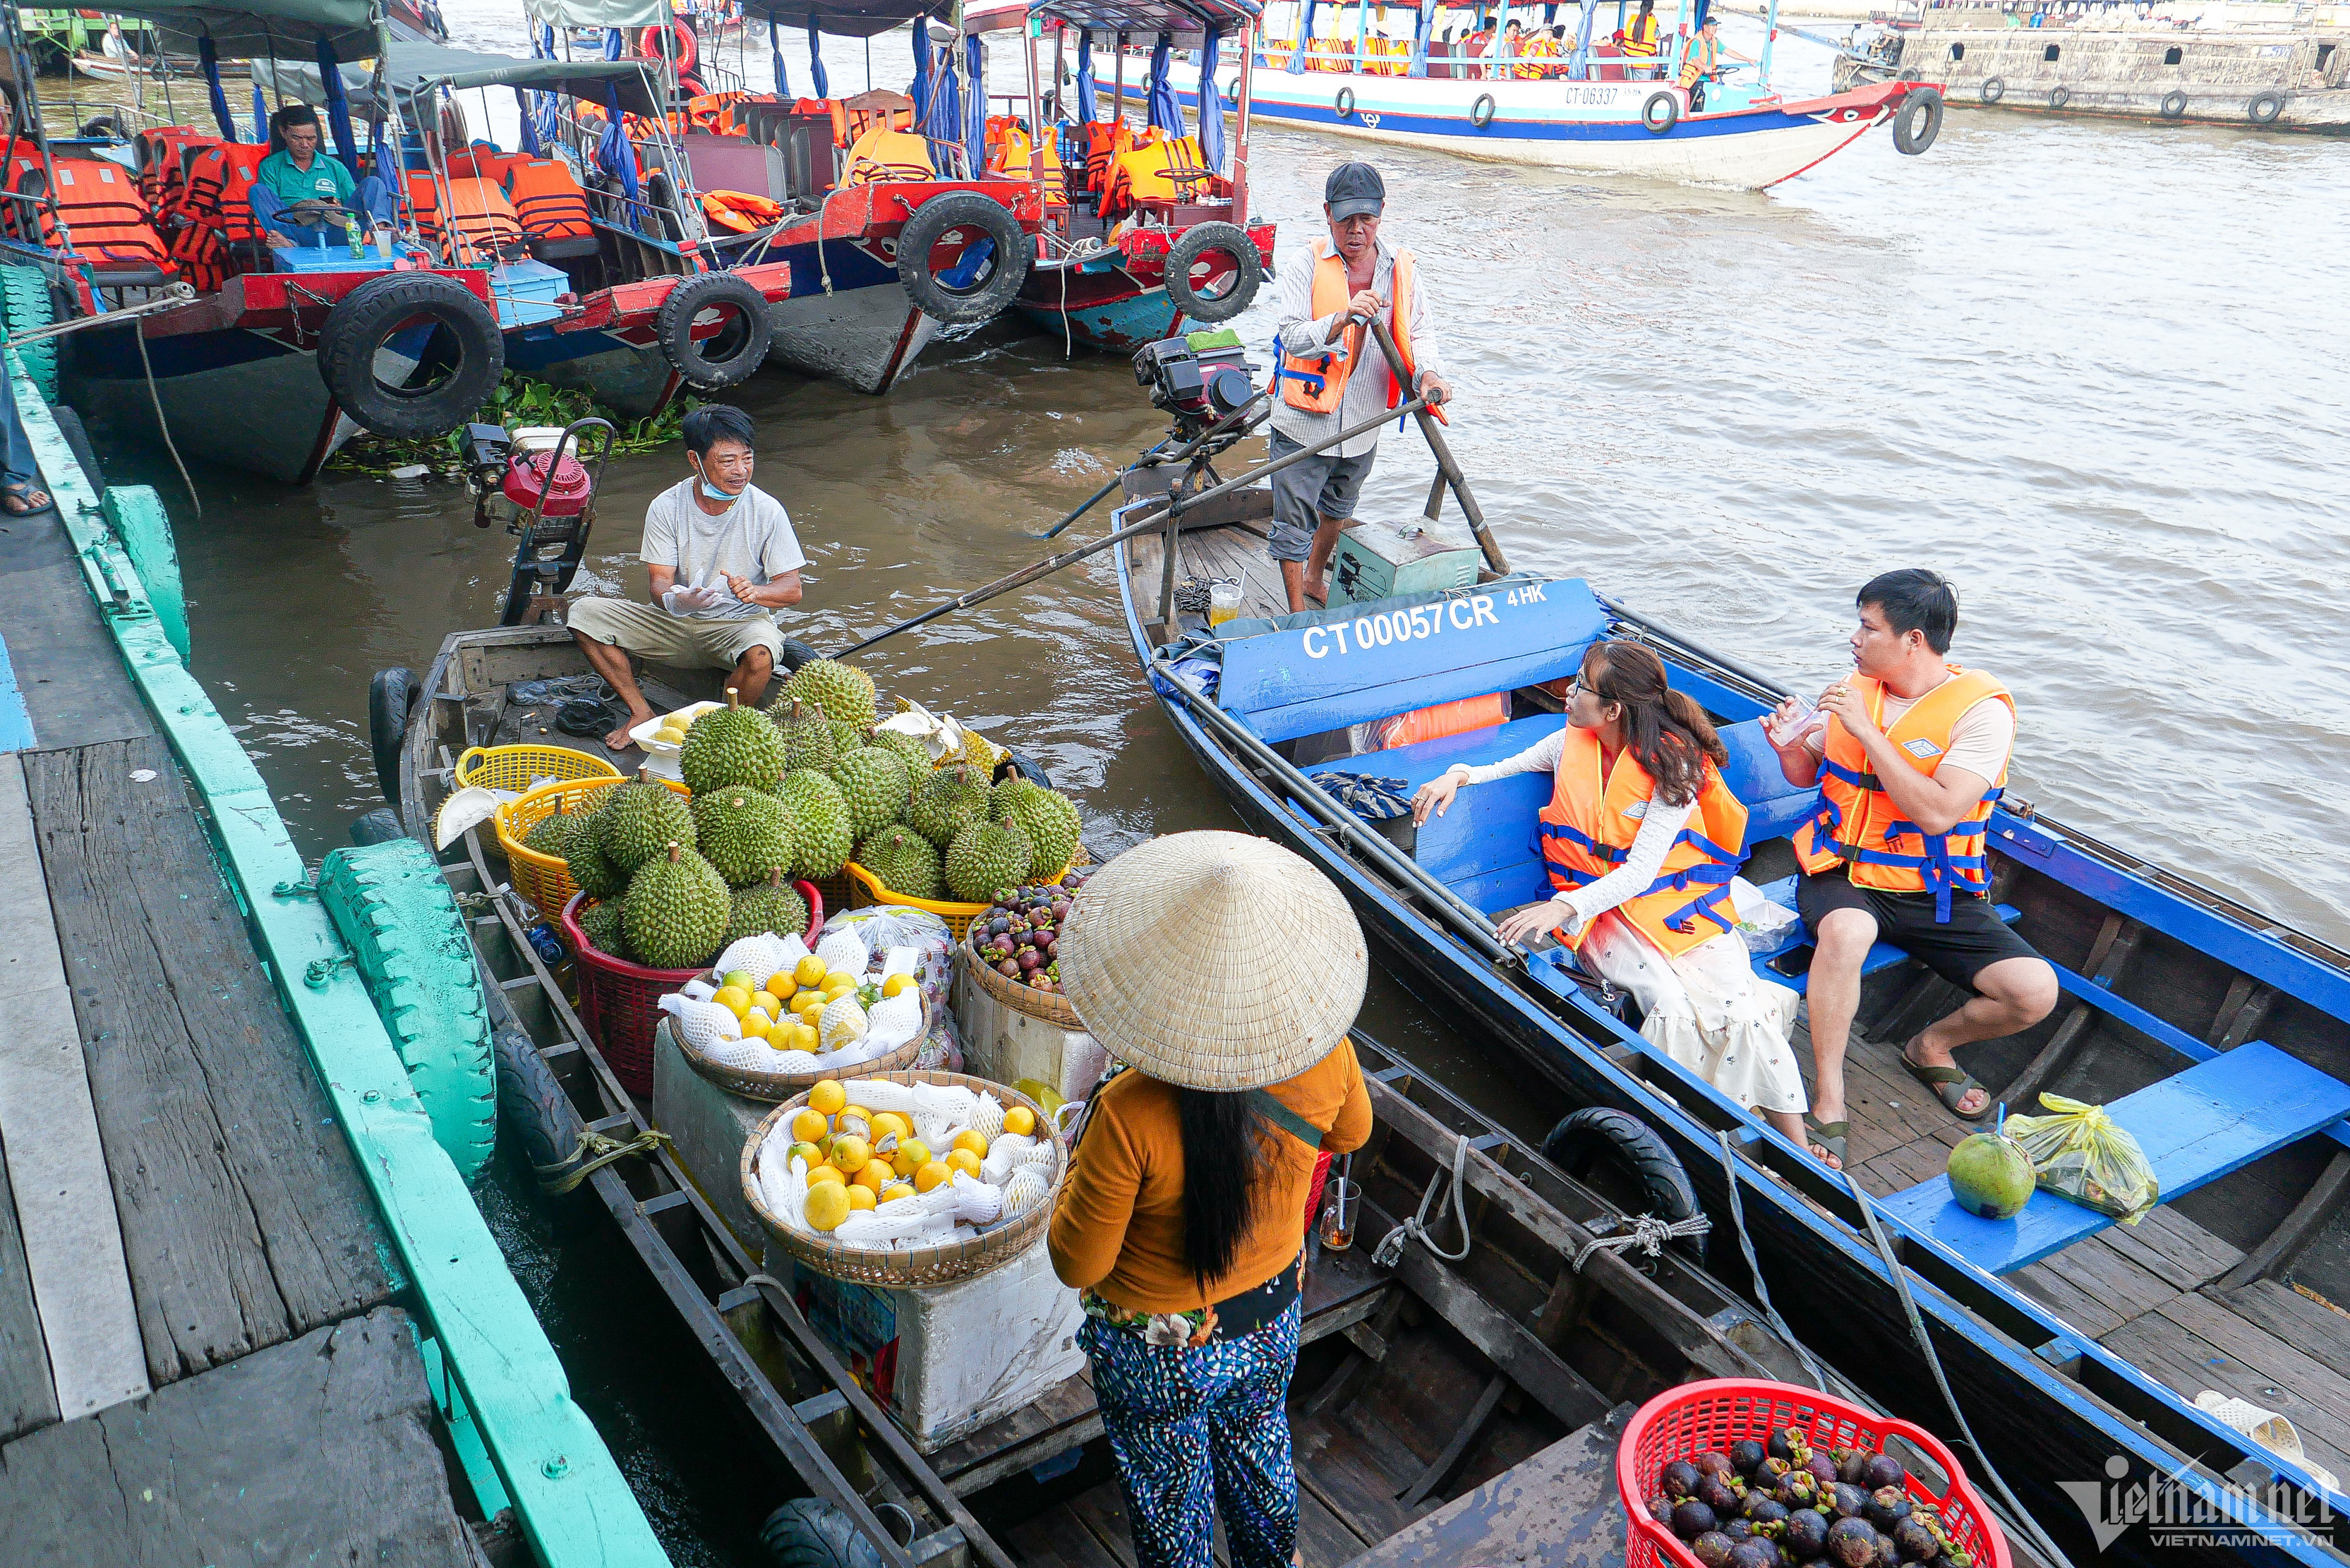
[3,155,177,283]
[1100,133,1215,219]
[697,187,783,234]
[502,157,596,245]
[983,116,1063,184]
[839,124,933,186]
[133,126,216,212]
[408,170,525,264]
[162,142,270,291]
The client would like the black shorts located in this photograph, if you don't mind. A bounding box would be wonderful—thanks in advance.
[1795,869,2042,990]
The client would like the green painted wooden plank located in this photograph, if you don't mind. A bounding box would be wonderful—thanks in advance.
[10,357,668,1567]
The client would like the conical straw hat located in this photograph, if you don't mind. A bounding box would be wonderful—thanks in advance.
[1059,831,1367,1091]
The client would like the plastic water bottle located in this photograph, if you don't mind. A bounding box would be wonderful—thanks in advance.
[344,217,365,258]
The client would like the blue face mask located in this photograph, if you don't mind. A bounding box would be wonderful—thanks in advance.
[691,459,740,506]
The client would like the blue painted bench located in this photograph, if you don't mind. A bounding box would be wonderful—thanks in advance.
[1879,1042,2350,1273]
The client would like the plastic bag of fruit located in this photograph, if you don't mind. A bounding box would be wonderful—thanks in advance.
[825,905,953,1009]
[2006,1093,2159,1224]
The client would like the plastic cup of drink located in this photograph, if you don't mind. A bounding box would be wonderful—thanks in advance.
[1318,1177,1358,1252]
[1207,579,1242,627]
[1768,696,1824,747]
[375,222,397,259]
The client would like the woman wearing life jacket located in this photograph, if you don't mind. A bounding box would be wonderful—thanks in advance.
[248,104,394,249]
[1411,641,1809,1154]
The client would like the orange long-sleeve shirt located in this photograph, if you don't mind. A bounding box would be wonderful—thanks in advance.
[1048,1039,1373,1314]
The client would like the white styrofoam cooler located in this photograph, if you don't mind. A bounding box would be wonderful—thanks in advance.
[952,955,1107,1106]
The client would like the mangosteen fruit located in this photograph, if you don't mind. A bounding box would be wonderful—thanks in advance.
[1838,1451,1874,1486]
[1864,1487,1911,1533]
[1674,1502,1719,1540]
[1661,1460,1703,1500]
[1825,1516,1878,1568]
[1721,1519,1756,1544]
[1863,1456,1908,1492]
[1873,1533,1901,1568]
[1693,1533,1737,1568]
[1804,1455,1839,1489]
[1781,1508,1830,1560]
[1828,1484,1870,1519]
[1730,1440,1767,1477]
[1697,1476,1743,1514]
[1646,1495,1675,1526]
[1729,1540,1782,1568]
[1768,1427,1812,1466]
[1745,1496,1789,1532]
[1776,1471,1819,1509]
[1892,1519,1940,1563]
[1696,1451,1737,1482]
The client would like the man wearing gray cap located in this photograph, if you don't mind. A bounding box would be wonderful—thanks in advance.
[1268,161,1453,613]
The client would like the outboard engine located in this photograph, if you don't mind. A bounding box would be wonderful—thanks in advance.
[463,418,615,626]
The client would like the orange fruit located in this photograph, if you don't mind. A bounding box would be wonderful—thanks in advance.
[951,1130,988,1159]
[809,1079,847,1116]
[790,1107,831,1145]
[793,955,827,987]
[1003,1105,1037,1138]
[879,1183,914,1205]
[852,1162,888,1195]
[806,1164,845,1188]
[914,1159,952,1193]
[830,1135,871,1175]
[805,1183,850,1231]
[870,1111,912,1145]
[845,1185,876,1211]
[945,1148,982,1178]
[713,985,752,1015]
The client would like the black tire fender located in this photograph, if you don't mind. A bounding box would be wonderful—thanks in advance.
[895,190,1030,325]
[761,1497,912,1568]
[778,638,826,673]
[79,113,128,141]
[1471,92,1498,128]
[2159,89,2188,119]
[1542,1107,1702,1234]
[2047,84,2070,110]
[1980,74,2006,104]
[318,273,504,441]
[1641,90,1680,134]
[1336,85,1356,119]
[2247,90,2284,125]
[1162,221,1263,325]
[1892,85,1944,155]
[494,1025,571,1187]
[368,665,420,809]
[52,404,105,495]
[656,271,772,390]
[349,807,406,846]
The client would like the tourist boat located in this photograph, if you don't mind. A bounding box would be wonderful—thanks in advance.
[1169,0,1948,188]
[0,346,660,1555]
[965,0,1277,354]
[1836,8,2350,132]
[391,627,1959,1567]
[1110,401,2350,1561]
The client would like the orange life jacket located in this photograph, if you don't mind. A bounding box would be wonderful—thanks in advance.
[1084,120,1134,195]
[686,91,749,133]
[1278,241,1421,418]
[1620,13,1662,58]
[987,122,1063,181]
[411,171,526,263]
[1680,32,1720,88]
[840,126,934,186]
[503,157,593,240]
[1379,694,1508,749]
[1102,133,1210,215]
[16,155,175,276]
[1791,668,2012,922]
[700,193,758,232]
[134,126,213,211]
[1539,724,1749,958]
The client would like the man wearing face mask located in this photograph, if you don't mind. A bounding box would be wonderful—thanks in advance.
[570,404,805,749]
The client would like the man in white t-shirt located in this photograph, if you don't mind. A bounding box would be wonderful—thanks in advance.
[1766,570,2056,1170]
[570,405,806,749]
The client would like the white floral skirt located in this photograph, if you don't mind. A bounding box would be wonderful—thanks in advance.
[1579,912,1809,1116]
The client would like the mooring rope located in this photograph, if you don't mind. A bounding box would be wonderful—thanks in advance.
[1571,1210,1712,1273]
[1371,1133,1472,1267]
[534,1125,673,1195]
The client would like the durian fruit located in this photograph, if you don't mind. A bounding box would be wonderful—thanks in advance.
[622,842,731,971]
[725,869,812,946]
[785,658,879,730]
[991,777,1082,881]
[866,728,932,776]
[827,718,867,756]
[692,786,794,887]
[908,764,990,850]
[831,746,911,843]
[567,832,627,901]
[855,824,944,901]
[596,774,696,875]
[679,686,785,795]
[769,699,838,773]
[944,818,1034,904]
[780,768,853,880]
[523,800,584,860]
[577,895,629,960]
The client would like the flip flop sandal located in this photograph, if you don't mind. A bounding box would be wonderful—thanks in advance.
[1901,1044,1992,1121]
[554,698,625,739]
[1803,1112,1848,1168]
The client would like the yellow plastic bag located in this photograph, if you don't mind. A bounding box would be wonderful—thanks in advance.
[2005,1093,2160,1224]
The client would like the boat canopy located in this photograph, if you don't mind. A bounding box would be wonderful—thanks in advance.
[520,0,667,31]
[1025,0,1260,31]
[382,39,663,117]
[88,0,375,59]
[735,0,953,40]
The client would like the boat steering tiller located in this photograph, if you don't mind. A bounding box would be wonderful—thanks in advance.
[462,416,616,626]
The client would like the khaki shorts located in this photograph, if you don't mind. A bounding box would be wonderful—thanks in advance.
[568,598,785,670]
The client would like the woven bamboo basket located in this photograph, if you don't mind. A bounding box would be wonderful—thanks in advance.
[741,1071,1064,1289]
[673,989,932,1102]
[962,931,1083,1029]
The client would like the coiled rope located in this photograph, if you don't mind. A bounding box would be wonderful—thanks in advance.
[534,1125,673,1195]
[1571,1210,1711,1273]
[1372,1133,1472,1267]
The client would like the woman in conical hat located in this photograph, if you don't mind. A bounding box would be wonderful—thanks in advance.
[1049,831,1371,1568]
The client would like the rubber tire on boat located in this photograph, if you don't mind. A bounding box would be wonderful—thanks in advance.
[2047,85,2070,109]
[368,665,421,811]
[1542,1107,1703,1239]
[761,1498,905,1568]
[2159,89,2188,119]
[894,191,1030,325]
[1892,85,1944,155]
[52,405,104,496]
[1471,92,1498,129]
[1336,85,1356,119]
[318,837,498,1183]
[995,746,1054,790]
[0,263,59,403]
[1979,75,2005,104]
[1641,90,1679,134]
[1162,220,1263,325]
[349,807,406,846]
[318,272,504,442]
[494,1026,577,1192]
[2247,90,2285,125]
[655,271,772,390]
[79,113,128,140]
[779,637,825,673]
[642,169,701,244]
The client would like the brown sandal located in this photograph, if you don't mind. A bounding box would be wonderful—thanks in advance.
[1901,1039,1992,1121]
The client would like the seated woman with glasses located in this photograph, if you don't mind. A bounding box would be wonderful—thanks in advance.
[1410,640,1814,1159]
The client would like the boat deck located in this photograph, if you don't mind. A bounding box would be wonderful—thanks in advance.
[0,504,477,1562]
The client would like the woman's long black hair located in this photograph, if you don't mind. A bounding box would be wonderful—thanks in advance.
[1583,639,1728,808]
[1176,1087,1272,1289]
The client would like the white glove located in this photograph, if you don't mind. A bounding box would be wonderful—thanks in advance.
[663,582,729,614]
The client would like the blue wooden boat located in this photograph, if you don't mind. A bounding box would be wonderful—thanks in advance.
[1114,480,2350,1564]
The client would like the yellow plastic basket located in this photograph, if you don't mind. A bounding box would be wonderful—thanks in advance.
[844,845,1086,941]
[454,744,622,795]
[494,774,685,919]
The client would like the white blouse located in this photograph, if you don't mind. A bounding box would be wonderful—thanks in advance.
[1443,740,1694,934]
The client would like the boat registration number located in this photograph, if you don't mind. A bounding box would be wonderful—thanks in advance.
[1301,583,1549,658]
[1562,87,1626,108]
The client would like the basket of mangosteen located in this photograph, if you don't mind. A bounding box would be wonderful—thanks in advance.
[962,873,1090,1030]
[1616,1380,2009,1568]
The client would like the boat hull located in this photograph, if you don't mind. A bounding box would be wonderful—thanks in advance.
[68,326,366,485]
[759,234,939,394]
[1014,258,1181,353]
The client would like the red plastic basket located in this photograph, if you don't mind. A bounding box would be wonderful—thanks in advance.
[560,886,823,1097]
[1618,1380,2009,1568]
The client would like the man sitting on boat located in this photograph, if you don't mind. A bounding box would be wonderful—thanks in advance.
[248,104,395,249]
[1767,570,2058,1169]
[1410,641,1811,1153]
[1677,16,1754,110]
[1268,162,1453,614]
[567,405,805,749]
[1617,0,1664,79]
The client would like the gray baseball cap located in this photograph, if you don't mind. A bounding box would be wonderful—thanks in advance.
[1325,162,1385,222]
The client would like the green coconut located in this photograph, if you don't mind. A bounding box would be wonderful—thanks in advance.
[1947,1123,2036,1220]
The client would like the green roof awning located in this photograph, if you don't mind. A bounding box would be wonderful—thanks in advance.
[382,40,663,118]
[95,0,377,59]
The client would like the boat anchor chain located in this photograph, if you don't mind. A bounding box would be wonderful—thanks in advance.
[1372,1134,1474,1267]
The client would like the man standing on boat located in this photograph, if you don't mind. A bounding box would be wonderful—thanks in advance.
[1767,570,2058,1169]
[568,405,805,749]
[1269,162,1453,614]
[1678,16,1754,111]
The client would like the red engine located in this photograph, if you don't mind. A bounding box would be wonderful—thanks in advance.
[503,449,594,518]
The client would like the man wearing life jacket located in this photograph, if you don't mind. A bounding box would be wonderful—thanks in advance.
[1676,16,1752,110]
[249,104,394,250]
[1617,0,1663,79]
[1268,162,1452,613]
[1770,571,2057,1169]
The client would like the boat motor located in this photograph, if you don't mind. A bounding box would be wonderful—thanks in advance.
[462,418,615,627]
[1133,327,1263,451]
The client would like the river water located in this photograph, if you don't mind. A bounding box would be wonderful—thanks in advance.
[44,19,2350,1559]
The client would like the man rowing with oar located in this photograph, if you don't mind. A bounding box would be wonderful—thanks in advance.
[1267,162,1454,614]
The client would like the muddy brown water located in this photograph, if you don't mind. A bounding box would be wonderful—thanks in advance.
[42,19,2350,1560]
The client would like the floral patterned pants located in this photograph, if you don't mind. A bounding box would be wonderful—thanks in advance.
[1080,1298,1304,1568]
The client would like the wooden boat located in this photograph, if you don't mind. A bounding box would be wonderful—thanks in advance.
[1111,474,2350,1564]
[393,620,2001,1567]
